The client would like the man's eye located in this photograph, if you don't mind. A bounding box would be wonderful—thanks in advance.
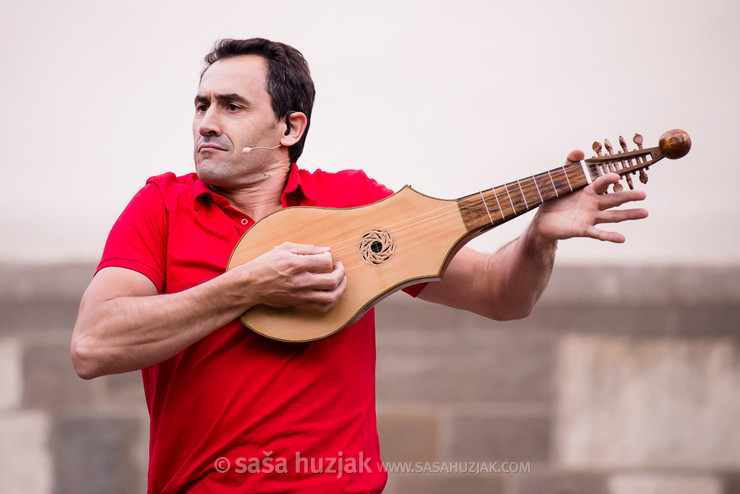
[195,104,208,113]
[227,104,241,111]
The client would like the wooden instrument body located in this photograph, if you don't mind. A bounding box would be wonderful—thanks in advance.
[227,186,469,342]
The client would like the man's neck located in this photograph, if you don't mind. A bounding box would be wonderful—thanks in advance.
[210,162,292,222]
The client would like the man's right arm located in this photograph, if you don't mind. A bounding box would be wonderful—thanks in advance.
[71,243,346,379]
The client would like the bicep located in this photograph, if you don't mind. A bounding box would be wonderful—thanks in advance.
[72,267,162,379]
[79,267,159,312]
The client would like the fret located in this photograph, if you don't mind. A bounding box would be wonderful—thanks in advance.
[532,175,544,203]
[456,194,490,232]
[481,188,505,221]
[564,167,574,190]
[504,183,518,216]
[534,172,557,202]
[489,186,511,219]
[479,191,493,224]
[504,180,524,216]
[519,176,542,210]
[516,180,529,209]
[549,166,573,195]
[496,185,515,218]
[546,170,559,197]
[491,187,503,219]
[564,162,589,190]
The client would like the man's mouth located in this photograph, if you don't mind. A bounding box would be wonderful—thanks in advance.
[198,143,227,152]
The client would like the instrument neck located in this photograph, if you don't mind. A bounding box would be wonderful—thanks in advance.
[456,161,590,235]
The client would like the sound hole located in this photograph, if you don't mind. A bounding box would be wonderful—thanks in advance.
[359,229,394,265]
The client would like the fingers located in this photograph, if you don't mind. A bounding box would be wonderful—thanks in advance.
[275,242,334,273]
[596,208,649,225]
[284,262,347,312]
[589,174,647,207]
[590,173,621,195]
[596,189,647,210]
[251,243,348,311]
[294,262,346,291]
[584,226,626,244]
[302,272,348,312]
[585,206,648,243]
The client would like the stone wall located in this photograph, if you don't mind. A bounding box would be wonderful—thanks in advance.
[1,264,738,493]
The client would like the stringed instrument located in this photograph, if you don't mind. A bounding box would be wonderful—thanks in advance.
[228,129,691,342]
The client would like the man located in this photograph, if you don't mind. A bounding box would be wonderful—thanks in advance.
[71,38,647,493]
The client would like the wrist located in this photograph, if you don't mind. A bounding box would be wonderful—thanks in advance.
[522,214,558,258]
[220,264,262,310]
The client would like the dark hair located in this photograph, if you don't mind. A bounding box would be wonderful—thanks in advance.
[202,38,315,163]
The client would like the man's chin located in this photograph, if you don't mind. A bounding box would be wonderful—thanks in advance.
[195,163,232,188]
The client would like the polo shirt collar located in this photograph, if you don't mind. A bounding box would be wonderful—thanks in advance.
[193,163,316,209]
[193,179,213,208]
[281,163,316,206]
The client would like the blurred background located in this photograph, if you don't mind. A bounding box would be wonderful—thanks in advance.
[1,0,738,493]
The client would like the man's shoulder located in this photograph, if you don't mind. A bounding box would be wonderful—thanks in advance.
[298,167,373,182]
[144,171,198,190]
[136,172,202,205]
[297,167,393,207]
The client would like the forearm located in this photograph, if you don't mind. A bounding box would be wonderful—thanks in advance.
[481,217,558,319]
[72,268,255,379]
[72,243,346,379]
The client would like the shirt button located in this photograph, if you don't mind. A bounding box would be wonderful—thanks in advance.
[241,218,249,225]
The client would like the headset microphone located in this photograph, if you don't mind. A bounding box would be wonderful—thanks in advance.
[241,144,282,154]
[242,111,296,152]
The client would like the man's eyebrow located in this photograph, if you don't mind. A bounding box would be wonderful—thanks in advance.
[194,93,250,106]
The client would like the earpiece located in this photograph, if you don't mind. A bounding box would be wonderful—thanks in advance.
[242,144,282,154]
[284,111,296,136]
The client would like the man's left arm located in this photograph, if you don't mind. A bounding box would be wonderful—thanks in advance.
[417,150,649,320]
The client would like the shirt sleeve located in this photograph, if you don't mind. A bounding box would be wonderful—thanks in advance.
[97,182,168,291]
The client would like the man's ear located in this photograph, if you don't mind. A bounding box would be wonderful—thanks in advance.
[280,111,308,147]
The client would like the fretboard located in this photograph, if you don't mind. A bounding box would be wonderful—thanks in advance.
[456,162,589,234]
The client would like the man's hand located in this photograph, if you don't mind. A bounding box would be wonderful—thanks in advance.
[529,150,649,245]
[242,242,347,312]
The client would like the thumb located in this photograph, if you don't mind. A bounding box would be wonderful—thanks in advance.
[282,242,331,256]
[565,149,585,164]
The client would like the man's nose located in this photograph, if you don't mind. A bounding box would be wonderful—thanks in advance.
[198,107,222,136]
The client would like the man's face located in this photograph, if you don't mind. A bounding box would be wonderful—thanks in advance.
[193,55,283,187]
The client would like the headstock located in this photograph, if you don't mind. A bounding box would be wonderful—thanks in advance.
[584,129,691,191]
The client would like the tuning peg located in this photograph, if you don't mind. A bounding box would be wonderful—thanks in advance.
[619,135,628,153]
[625,173,634,190]
[632,133,645,165]
[601,139,617,172]
[592,141,603,156]
[617,135,632,171]
[612,182,624,192]
[639,169,648,184]
[633,133,644,150]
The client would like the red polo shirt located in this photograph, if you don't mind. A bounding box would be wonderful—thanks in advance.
[98,165,421,493]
